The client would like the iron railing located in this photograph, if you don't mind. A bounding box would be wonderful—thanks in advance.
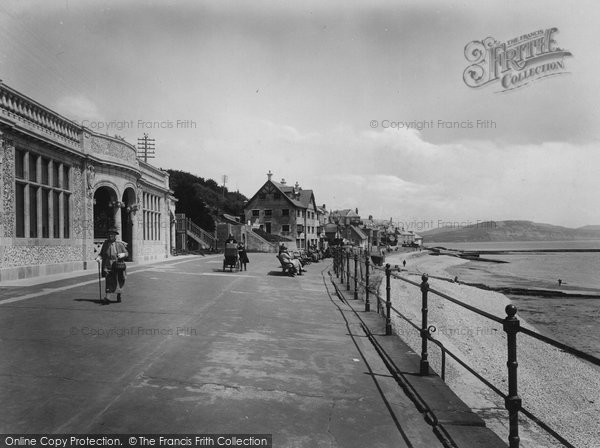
[331,246,600,448]
[175,214,216,249]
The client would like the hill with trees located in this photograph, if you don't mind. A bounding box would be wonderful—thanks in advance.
[167,169,248,232]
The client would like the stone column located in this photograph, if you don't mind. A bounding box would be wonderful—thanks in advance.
[58,163,64,238]
[82,161,94,268]
[113,203,122,241]
[0,130,4,239]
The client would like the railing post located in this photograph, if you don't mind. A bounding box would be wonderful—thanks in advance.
[385,264,392,335]
[353,253,359,300]
[334,247,338,277]
[365,253,370,312]
[377,262,382,315]
[420,274,430,375]
[346,250,350,291]
[340,249,345,284]
[504,304,522,448]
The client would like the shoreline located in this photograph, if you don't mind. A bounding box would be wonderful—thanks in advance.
[383,251,600,448]
[423,272,600,298]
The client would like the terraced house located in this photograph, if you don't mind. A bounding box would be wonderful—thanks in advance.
[0,82,176,282]
[244,172,319,250]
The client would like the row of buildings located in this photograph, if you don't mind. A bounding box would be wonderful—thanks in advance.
[242,171,422,251]
[0,81,421,282]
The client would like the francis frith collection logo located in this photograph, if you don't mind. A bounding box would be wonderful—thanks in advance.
[463,27,572,92]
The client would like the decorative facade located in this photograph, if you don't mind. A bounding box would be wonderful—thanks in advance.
[244,172,319,249]
[0,82,176,282]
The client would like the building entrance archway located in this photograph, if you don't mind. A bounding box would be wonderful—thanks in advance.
[93,186,118,239]
[121,187,137,261]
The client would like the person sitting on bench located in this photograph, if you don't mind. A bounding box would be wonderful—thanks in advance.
[278,246,304,276]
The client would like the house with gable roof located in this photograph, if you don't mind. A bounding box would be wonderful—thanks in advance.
[330,208,362,227]
[244,171,319,250]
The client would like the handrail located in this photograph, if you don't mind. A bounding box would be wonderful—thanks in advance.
[378,267,504,324]
[174,214,216,248]
[370,263,599,366]
[186,218,215,244]
[330,246,597,448]
[518,326,599,365]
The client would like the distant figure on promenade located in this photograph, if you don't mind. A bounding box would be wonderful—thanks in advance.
[96,226,128,304]
[307,244,321,262]
[558,279,562,286]
[238,242,249,271]
[403,259,406,268]
[454,276,459,284]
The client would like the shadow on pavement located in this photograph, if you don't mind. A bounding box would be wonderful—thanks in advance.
[74,298,113,306]
[212,268,240,273]
[266,270,297,277]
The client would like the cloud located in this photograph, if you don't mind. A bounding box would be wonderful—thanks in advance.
[203,123,598,226]
[55,95,102,122]
[141,116,598,227]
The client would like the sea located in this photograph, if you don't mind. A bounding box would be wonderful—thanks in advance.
[425,240,600,360]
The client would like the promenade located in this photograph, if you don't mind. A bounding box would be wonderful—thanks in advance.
[0,253,505,447]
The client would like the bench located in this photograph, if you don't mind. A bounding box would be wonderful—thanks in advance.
[276,255,297,276]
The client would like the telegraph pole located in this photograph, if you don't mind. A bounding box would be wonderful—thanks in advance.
[222,174,228,198]
[137,133,155,162]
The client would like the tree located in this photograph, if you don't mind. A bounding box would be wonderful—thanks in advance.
[167,169,248,231]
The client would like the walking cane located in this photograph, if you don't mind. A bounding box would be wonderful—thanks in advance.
[97,260,103,302]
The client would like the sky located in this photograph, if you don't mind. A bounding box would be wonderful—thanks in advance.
[1,0,599,229]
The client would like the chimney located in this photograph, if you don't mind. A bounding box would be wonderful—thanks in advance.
[281,178,286,185]
[267,170,273,181]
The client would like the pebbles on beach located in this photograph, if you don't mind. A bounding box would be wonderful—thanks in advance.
[383,252,600,448]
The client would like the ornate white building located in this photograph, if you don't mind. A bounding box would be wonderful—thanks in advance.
[0,82,176,281]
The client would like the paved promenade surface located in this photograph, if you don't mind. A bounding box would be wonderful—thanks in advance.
[0,254,506,447]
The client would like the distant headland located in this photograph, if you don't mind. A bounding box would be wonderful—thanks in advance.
[421,220,600,242]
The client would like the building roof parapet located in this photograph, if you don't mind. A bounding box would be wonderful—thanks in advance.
[138,159,169,189]
[0,81,82,151]
[137,176,171,194]
[86,154,141,177]
[82,128,138,167]
[0,81,173,196]
[138,157,167,176]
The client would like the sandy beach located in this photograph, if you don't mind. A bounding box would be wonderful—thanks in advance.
[381,251,600,448]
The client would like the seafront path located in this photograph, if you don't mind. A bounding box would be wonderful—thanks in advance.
[0,253,506,447]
